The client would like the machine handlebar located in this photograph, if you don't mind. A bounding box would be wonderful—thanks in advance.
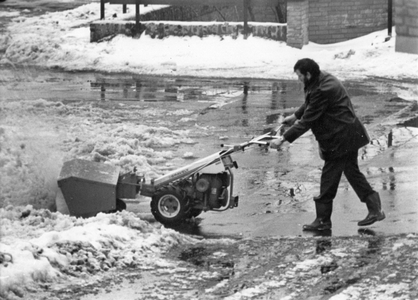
[221,125,284,152]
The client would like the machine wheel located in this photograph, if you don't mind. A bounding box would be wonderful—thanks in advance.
[150,186,189,225]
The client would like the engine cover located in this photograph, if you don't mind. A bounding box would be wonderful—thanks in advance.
[208,176,223,208]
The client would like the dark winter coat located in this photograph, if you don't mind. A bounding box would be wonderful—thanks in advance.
[283,71,370,160]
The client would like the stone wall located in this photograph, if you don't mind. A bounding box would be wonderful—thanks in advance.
[395,0,418,54]
[308,0,389,44]
[90,21,287,42]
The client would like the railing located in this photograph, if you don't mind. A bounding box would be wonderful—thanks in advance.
[100,0,280,36]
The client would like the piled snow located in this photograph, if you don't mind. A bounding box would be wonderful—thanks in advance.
[0,205,197,299]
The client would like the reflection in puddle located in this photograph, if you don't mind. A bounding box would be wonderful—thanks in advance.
[361,126,418,162]
[366,167,397,191]
[92,76,242,102]
[91,75,303,106]
[358,235,384,265]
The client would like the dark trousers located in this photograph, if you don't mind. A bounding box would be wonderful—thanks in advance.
[315,150,374,205]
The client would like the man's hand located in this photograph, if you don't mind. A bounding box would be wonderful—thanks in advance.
[270,136,286,150]
[282,114,297,126]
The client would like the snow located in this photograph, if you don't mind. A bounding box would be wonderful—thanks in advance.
[0,1,417,299]
[0,206,198,298]
[329,283,411,300]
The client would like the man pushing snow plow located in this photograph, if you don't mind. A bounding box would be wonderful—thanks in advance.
[57,58,385,233]
[269,58,385,232]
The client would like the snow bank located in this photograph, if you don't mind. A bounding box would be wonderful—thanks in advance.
[0,205,197,299]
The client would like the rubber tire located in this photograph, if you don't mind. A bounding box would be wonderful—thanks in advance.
[150,186,189,225]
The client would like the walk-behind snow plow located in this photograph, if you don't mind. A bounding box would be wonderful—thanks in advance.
[57,127,283,224]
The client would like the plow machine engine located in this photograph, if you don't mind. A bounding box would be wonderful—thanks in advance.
[143,150,239,225]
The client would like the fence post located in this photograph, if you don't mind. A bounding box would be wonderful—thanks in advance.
[243,0,249,38]
[100,0,105,19]
[136,3,140,26]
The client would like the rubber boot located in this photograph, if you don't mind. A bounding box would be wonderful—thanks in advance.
[303,202,332,231]
[358,192,385,226]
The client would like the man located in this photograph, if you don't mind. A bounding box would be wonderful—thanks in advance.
[271,58,385,231]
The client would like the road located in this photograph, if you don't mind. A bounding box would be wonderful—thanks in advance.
[3,69,415,300]
[1,64,417,238]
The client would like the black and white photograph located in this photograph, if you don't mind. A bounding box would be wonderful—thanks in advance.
[1,0,417,299]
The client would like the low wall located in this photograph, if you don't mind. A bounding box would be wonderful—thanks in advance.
[90,21,287,42]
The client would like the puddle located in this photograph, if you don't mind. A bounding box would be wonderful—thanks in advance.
[178,246,209,266]
[90,75,301,103]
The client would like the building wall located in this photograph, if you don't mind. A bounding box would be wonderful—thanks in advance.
[395,0,418,54]
[94,0,394,48]
[139,0,389,45]
[140,2,286,23]
[308,0,389,44]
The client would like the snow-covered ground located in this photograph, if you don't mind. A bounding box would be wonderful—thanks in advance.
[0,2,417,299]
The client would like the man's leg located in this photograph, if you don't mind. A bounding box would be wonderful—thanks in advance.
[303,157,345,231]
[343,151,374,200]
[343,151,385,226]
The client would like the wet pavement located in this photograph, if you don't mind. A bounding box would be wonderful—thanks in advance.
[193,126,418,239]
[1,64,418,239]
[0,65,298,104]
[180,99,418,238]
[114,75,418,239]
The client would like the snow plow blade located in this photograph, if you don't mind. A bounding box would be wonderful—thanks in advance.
[57,159,121,218]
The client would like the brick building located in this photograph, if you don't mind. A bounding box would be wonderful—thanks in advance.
[94,0,418,54]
